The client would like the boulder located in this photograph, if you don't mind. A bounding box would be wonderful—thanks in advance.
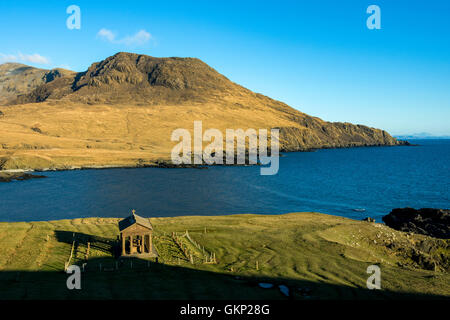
[382,208,450,239]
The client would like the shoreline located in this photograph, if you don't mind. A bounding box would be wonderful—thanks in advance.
[0,171,46,182]
[0,210,359,224]
[0,142,414,174]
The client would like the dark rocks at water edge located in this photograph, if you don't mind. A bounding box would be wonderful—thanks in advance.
[383,208,450,239]
[0,172,47,182]
[152,160,207,169]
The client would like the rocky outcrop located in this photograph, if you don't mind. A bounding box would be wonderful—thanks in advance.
[0,172,46,182]
[277,123,407,152]
[386,236,449,272]
[383,208,450,239]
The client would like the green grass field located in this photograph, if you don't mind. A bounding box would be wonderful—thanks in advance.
[0,212,448,300]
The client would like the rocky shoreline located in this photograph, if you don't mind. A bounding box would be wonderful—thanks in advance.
[383,208,450,239]
[374,208,450,272]
[0,171,47,182]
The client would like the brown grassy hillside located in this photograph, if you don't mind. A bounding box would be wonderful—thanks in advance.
[0,52,406,170]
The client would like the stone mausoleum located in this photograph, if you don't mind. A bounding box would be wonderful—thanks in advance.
[118,210,157,257]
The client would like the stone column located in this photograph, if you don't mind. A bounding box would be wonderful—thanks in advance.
[149,233,153,254]
[130,235,133,254]
[121,233,125,255]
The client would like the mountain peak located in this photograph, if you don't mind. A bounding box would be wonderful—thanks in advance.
[77,52,229,90]
[5,52,240,105]
[0,63,75,104]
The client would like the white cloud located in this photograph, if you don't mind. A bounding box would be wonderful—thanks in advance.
[18,53,50,64]
[97,28,116,42]
[0,52,50,65]
[120,30,152,46]
[97,28,152,46]
[0,54,17,63]
[54,64,72,70]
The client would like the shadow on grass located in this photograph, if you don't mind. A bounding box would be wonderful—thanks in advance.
[54,230,120,257]
[0,231,448,300]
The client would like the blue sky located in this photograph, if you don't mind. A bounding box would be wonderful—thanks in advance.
[0,0,449,135]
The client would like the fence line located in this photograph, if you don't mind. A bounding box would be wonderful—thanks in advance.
[64,229,218,272]
[171,231,217,265]
[64,239,76,271]
[85,242,90,260]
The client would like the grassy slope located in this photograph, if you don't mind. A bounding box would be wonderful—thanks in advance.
[0,212,448,300]
[0,102,296,170]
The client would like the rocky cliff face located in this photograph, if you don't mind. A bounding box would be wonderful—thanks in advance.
[383,208,450,239]
[277,123,402,151]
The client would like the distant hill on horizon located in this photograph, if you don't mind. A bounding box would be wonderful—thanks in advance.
[395,133,450,140]
[0,62,75,105]
[0,52,407,170]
